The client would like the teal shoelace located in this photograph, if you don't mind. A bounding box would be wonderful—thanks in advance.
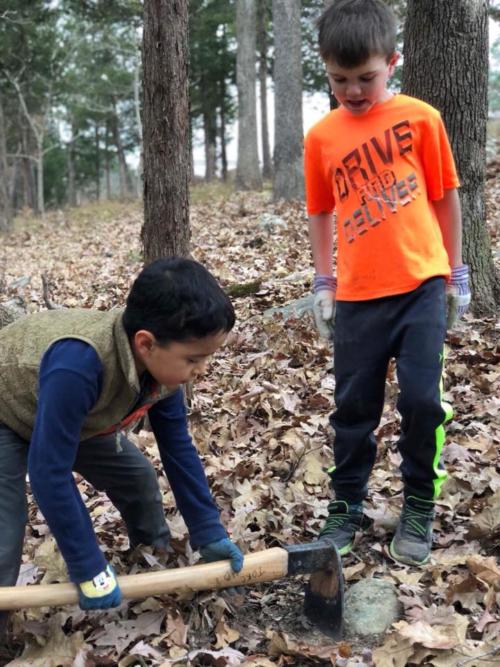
[322,512,350,532]
[402,507,432,537]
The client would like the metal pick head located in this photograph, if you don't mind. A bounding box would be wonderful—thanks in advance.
[303,541,344,639]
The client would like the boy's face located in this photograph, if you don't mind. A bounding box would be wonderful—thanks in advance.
[132,330,228,387]
[325,53,398,116]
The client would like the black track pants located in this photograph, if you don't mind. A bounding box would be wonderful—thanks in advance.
[329,277,449,504]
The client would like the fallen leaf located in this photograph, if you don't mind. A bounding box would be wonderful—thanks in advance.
[466,555,500,590]
[164,610,188,646]
[266,630,337,662]
[88,611,165,654]
[393,613,468,650]
[301,451,326,485]
[16,563,40,586]
[33,538,68,584]
[467,491,500,538]
[476,609,497,633]
[6,616,90,666]
[371,632,415,667]
[215,618,241,648]
[185,646,246,666]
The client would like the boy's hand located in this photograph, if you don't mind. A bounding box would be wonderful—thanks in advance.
[78,564,122,610]
[313,274,337,339]
[446,264,471,329]
[199,538,244,573]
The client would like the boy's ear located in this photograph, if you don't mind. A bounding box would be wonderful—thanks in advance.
[133,330,156,358]
[388,51,400,75]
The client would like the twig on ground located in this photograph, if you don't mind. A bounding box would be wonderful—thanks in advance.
[41,273,62,310]
[283,444,324,483]
[457,645,500,666]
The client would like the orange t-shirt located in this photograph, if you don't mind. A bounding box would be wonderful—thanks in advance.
[304,94,460,300]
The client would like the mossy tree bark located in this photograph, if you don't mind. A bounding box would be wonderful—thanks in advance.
[235,0,262,191]
[402,0,498,315]
[272,0,304,201]
[0,88,12,232]
[142,0,190,261]
[257,0,272,180]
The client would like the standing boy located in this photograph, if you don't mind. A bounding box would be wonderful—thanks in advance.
[305,0,470,565]
[0,257,243,633]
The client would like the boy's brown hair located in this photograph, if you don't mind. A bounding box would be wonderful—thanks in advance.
[318,0,397,68]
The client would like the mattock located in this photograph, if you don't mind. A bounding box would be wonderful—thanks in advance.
[0,542,344,638]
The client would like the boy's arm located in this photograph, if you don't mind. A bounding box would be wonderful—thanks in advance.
[28,341,108,582]
[308,213,335,275]
[149,390,240,558]
[432,187,463,268]
[308,212,336,338]
[432,187,470,325]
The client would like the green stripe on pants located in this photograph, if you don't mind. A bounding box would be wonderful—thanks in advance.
[432,345,452,499]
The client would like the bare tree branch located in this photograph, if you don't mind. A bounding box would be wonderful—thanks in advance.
[6,153,38,162]
[5,72,42,143]
[0,10,30,25]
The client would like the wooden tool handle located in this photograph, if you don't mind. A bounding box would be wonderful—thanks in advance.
[0,548,289,611]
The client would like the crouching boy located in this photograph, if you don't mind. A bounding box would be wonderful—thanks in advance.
[0,257,243,631]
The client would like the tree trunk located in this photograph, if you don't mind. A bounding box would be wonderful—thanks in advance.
[0,88,12,232]
[272,0,304,201]
[95,122,100,202]
[11,77,47,216]
[21,160,34,210]
[111,105,132,198]
[402,0,498,315]
[235,0,262,191]
[21,127,35,211]
[141,0,190,261]
[67,120,77,208]
[257,0,272,180]
[35,138,44,216]
[219,95,228,181]
[9,157,18,212]
[189,116,195,180]
[105,119,111,199]
[134,59,143,199]
[203,108,217,181]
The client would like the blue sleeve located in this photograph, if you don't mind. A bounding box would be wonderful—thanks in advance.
[28,339,108,583]
[149,388,227,549]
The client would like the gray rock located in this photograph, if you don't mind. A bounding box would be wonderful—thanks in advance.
[0,300,26,329]
[263,294,314,321]
[344,578,401,638]
[258,213,288,232]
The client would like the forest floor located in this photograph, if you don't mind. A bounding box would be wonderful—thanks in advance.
[0,171,499,667]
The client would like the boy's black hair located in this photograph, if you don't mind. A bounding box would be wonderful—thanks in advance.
[123,257,235,344]
[318,0,397,68]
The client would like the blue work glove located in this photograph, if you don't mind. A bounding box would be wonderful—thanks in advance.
[78,564,122,610]
[312,274,337,339]
[446,264,471,329]
[199,538,244,573]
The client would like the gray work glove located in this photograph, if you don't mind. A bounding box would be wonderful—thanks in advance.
[446,264,471,329]
[312,274,336,339]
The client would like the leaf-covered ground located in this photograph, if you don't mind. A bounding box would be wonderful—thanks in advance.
[0,179,498,667]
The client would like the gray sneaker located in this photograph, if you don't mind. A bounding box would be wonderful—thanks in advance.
[319,500,365,555]
[390,496,434,565]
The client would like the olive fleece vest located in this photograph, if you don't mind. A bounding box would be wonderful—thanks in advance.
[0,308,175,442]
